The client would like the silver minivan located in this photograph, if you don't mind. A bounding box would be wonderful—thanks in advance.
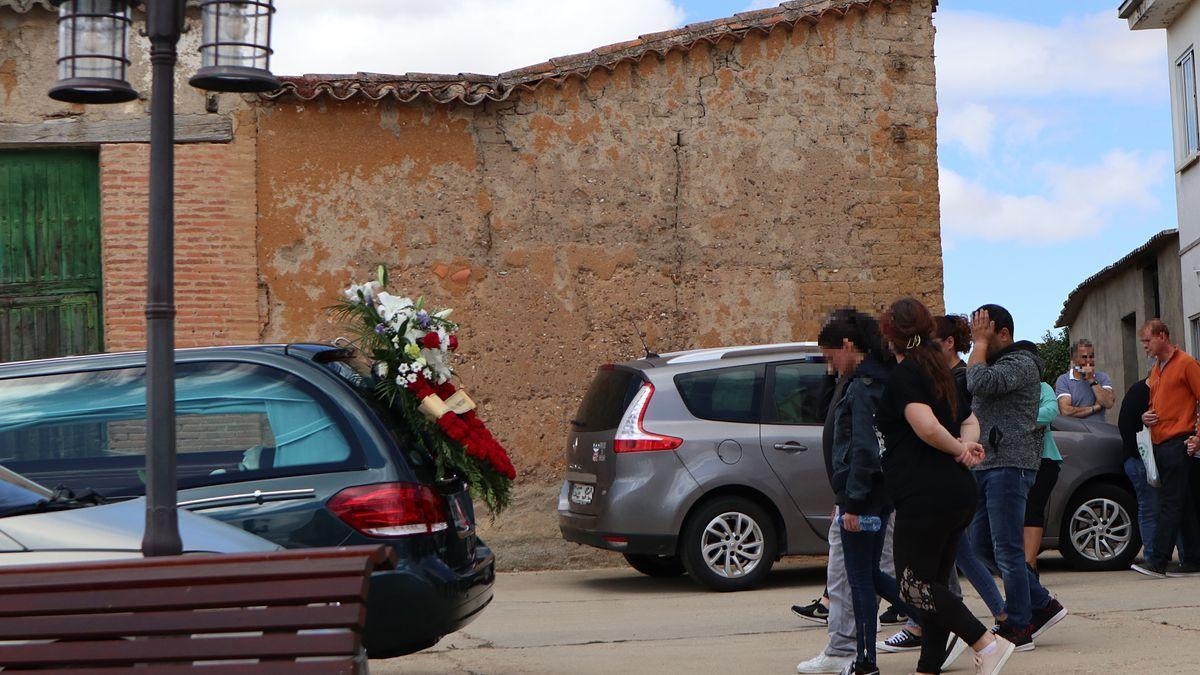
[559,343,1138,591]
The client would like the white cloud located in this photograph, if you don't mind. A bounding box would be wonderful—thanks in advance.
[939,151,1170,244]
[935,10,1167,103]
[271,0,687,76]
[940,103,997,156]
[743,0,781,9]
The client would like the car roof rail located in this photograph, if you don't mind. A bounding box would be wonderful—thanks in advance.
[660,341,819,364]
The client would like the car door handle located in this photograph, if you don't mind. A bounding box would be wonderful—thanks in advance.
[773,442,808,453]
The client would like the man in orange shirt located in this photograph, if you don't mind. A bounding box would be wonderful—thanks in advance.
[1132,320,1200,578]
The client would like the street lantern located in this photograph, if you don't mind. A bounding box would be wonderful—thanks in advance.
[46,0,279,558]
[189,0,279,92]
[49,0,139,104]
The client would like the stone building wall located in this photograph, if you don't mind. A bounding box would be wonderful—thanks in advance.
[255,0,942,472]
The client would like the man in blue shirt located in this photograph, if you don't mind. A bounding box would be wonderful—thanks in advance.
[1054,339,1115,421]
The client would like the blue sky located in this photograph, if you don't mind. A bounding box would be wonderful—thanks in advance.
[276,1,1177,342]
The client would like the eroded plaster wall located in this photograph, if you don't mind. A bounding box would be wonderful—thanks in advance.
[256,0,942,472]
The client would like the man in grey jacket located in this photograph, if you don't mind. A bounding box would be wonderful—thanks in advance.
[966,305,1068,651]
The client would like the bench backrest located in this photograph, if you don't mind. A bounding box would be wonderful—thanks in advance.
[0,544,395,673]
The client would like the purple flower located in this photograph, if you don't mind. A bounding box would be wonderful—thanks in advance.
[416,310,431,329]
[374,323,387,334]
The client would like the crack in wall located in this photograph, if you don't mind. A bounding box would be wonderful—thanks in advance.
[669,128,684,352]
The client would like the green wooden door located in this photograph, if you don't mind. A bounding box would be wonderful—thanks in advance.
[0,150,103,362]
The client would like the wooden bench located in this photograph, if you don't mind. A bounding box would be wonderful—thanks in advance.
[0,544,396,673]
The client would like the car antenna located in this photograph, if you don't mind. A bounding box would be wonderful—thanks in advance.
[626,316,659,359]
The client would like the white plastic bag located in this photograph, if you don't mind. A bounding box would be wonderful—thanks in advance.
[1137,428,1160,487]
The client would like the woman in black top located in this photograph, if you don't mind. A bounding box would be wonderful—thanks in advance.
[878,299,1014,675]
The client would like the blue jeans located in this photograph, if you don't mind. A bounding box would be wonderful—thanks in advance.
[955,527,1005,619]
[971,467,1051,630]
[1125,456,1163,560]
[841,509,914,665]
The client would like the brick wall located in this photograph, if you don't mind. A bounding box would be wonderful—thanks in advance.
[254,0,943,472]
[99,120,260,351]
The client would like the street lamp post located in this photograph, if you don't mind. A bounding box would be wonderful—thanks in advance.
[49,0,279,557]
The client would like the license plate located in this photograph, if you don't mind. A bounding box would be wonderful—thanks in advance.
[570,483,594,506]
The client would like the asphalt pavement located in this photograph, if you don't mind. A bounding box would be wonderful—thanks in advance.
[375,555,1199,674]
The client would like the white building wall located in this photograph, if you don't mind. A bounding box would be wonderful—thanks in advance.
[1167,1,1200,352]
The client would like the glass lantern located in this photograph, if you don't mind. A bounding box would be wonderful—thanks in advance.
[49,0,138,104]
[189,0,280,93]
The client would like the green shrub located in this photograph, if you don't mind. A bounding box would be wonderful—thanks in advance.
[1037,328,1070,386]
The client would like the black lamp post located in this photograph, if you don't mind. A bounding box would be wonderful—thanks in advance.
[48,0,278,557]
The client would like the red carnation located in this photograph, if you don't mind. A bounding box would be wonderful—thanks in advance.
[421,333,441,349]
[448,335,459,351]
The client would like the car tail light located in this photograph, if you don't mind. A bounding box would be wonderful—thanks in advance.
[327,482,449,537]
[613,382,682,453]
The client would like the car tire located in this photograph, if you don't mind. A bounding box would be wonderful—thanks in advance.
[623,553,687,577]
[1058,482,1140,572]
[680,496,777,592]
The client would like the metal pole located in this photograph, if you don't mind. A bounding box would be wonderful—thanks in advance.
[142,0,184,558]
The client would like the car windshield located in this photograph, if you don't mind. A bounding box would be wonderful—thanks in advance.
[0,464,53,518]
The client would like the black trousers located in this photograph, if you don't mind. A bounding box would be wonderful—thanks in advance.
[894,502,988,674]
[1149,436,1200,568]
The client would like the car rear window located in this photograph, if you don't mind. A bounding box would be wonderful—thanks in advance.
[572,367,644,432]
[674,365,763,424]
[0,362,364,497]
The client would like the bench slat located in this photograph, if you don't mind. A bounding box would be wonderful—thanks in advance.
[0,544,396,578]
[0,576,368,617]
[0,604,365,641]
[0,632,359,667]
[0,555,377,594]
[4,660,360,674]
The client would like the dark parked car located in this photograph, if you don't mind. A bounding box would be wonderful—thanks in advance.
[559,343,1139,591]
[0,344,494,657]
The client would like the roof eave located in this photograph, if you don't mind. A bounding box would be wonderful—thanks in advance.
[1118,0,1192,30]
[1055,229,1179,328]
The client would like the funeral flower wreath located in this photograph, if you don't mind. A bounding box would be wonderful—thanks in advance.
[332,266,515,513]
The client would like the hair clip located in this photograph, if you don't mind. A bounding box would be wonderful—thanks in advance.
[906,335,921,350]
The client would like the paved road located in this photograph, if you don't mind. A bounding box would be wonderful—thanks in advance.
[375,556,1199,674]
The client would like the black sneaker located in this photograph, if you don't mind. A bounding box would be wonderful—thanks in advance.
[1030,598,1068,640]
[792,598,830,624]
[878,605,908,626]
[995,622,1034,652]
[1166,562,1200,578]
[1131,562,1168,578]
[877,628,921,653]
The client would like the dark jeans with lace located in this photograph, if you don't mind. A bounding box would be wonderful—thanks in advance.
[894,501,988,674]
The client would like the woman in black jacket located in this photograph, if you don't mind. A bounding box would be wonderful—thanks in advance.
[818,309,914,675]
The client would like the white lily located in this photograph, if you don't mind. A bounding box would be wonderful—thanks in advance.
[377,293,415,323]
[434,308,453,319]
[344,280,382,305]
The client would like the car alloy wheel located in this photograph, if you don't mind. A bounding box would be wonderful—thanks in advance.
[1069,496,1132,563]
[700,511,765,579]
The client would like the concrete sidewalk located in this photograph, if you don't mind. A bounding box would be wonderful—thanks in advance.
[376,557,1199,674]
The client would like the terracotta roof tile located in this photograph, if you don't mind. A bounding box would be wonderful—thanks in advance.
[263,0,909,106]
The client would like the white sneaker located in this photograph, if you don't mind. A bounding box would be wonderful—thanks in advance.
[942,633,969,670]
[974,636,1016,675]
[797,653,854,674]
